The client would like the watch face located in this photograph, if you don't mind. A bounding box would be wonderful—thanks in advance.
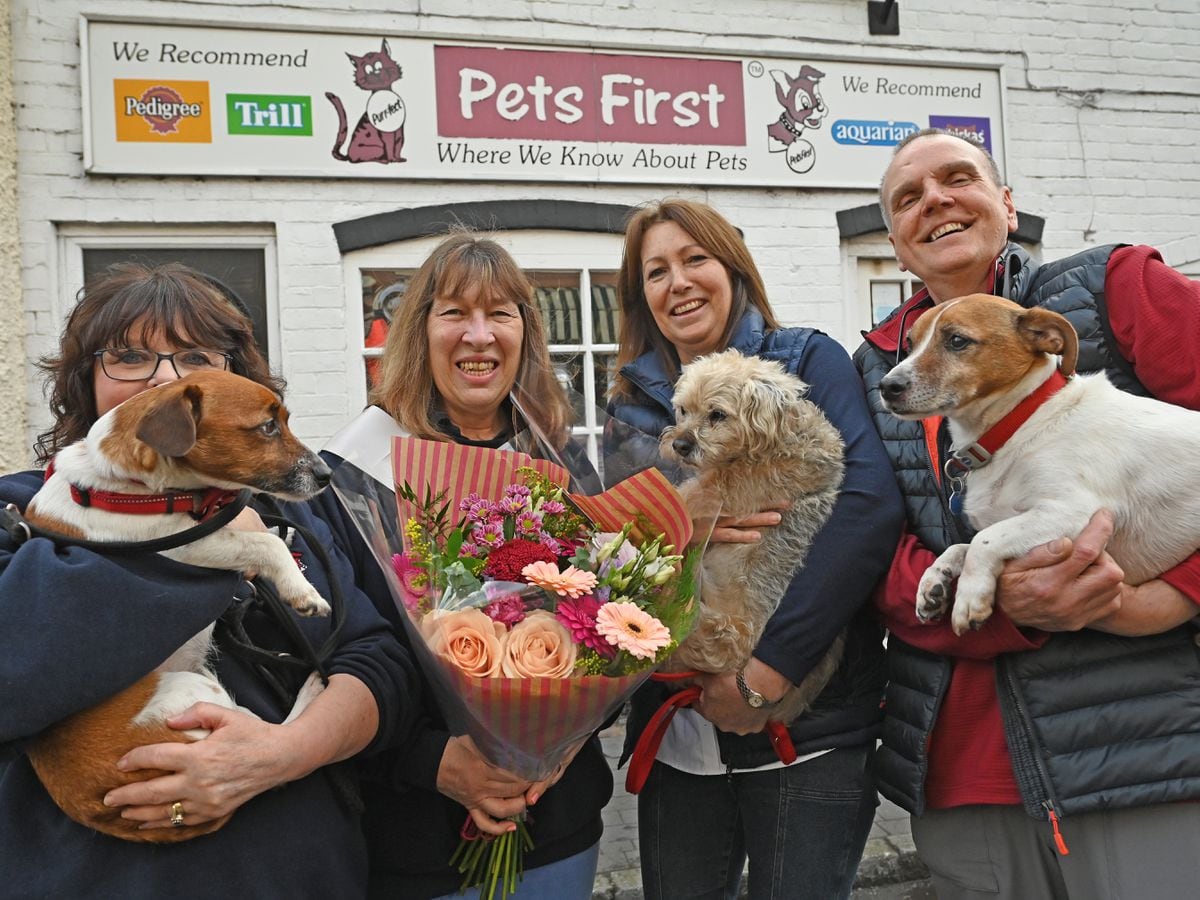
[748,693,764,708]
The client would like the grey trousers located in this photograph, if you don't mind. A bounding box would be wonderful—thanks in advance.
[910,802,1200,899]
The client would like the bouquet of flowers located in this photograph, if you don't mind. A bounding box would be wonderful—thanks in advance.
[331,434,708,899]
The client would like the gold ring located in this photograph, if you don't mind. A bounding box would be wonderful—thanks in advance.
[169,801,185,827]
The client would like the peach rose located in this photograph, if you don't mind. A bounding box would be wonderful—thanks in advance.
[423,608,506,678]
[500,610,578,679]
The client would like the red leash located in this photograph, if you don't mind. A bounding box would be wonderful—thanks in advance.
[624,670,797,794]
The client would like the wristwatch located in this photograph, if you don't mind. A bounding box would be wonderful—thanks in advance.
[735,667,777,709]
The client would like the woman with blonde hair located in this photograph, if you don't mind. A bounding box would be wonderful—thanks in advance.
[317,231,609,899]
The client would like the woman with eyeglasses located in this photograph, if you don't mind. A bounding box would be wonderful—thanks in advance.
[0,262,419,897]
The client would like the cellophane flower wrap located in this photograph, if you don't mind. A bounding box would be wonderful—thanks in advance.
[330,428,710,899]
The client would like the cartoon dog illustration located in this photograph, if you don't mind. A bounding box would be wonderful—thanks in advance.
[767,66,828,152]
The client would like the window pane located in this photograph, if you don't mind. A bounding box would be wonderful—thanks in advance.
[590,271,620,345]
[528,271,582,345]
[550,351,586,421]
[871,281,903,326]
[360,268,414,391]
[82,247,269,361]
[594,350,618,408]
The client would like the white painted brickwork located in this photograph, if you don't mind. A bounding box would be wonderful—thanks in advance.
[10,0,1200,458]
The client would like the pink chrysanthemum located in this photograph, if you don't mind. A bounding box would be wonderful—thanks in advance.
[556,596,617,659]
[473,520,504,548]
[516,510,544,537]
[521,561,598,599]
[541,500,566,515]
[484,593,527,627]
[595,602,671,660]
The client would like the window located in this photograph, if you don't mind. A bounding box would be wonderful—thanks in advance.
[59,226,278,363]
[857,258,924,328]
[344,230,625,469]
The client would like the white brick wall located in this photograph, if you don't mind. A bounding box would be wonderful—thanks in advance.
[10,0,1200,459]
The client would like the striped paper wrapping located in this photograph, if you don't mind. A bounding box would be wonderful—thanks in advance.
[390,436,696,779]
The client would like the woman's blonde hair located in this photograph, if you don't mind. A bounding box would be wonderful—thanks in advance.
[609,199,780,402]
[371,231,571,444]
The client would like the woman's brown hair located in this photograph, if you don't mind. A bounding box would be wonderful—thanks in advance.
[34,262,282,464]
[609,198,780,402]
[371,231,572,444]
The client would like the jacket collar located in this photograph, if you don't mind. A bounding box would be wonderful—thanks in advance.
[620,309,770,416]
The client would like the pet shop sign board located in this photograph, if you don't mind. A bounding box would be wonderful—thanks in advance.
[83,19,1007,188]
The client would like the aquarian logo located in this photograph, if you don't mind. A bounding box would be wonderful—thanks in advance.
[227,94,313,136]
[114,80,211,143]
[832,119,919,146]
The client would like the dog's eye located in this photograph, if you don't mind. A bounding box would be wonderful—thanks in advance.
[946,334,974,352]
[708,409,727,424]
[258,419,280,437]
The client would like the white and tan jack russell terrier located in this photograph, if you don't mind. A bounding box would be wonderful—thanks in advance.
[879,293,1200,635]
[22,369,331,842]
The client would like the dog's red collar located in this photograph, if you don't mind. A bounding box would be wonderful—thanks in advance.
[945,369,1070,478]
[44,459,243,522]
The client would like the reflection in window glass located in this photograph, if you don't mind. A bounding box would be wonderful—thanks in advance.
[361,268,414,393]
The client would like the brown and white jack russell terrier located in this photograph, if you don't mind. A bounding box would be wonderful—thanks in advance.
[23,369,332,842]
[879,293,1200,635]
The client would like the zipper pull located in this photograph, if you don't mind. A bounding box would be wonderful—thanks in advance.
[1043,801,1070,856]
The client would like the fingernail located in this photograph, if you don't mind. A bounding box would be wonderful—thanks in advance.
[115,759,128,772]
[102,794,115,807]
[1047,538,1066,554]
[508,823,517,833]
[528,792,540,805]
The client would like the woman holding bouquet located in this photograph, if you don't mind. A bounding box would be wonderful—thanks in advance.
[0,263,419,897]
[316,232,611,899]
[607,199,904,900]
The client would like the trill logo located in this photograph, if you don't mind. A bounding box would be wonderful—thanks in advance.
[227,94,313,136]
[114,79,211,143]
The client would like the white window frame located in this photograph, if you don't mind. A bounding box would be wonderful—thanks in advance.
[57,224,280,364]
[341,230,624,466]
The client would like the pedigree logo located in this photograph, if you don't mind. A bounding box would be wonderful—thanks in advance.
[114,79,211,143]
[434,45,745,146]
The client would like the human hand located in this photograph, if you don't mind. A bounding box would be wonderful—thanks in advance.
[103,703,296,831]
[525,737,587,806]
[710,504,789,544]
[694,658,790,735]
[996,510,1124,632]
[437,735,531,835]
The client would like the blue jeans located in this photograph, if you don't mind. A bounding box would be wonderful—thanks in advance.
[431,842,599,900]
[638,745,877,900]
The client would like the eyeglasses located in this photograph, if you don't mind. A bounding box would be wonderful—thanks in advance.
[94,348,233,381]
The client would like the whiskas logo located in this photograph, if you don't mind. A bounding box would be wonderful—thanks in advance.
[115,80,211,143]
[832,119,918,146]
[929,115,992,153]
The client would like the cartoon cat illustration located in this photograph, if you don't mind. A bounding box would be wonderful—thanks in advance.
[326,39,407,164]
[767,66,827,152]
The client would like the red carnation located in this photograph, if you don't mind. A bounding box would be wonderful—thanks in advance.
[482,538,557,583]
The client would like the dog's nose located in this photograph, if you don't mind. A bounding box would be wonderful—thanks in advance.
[880,372,910,403]
[671,437,695,458]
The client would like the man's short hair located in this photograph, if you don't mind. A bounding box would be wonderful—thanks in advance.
[878,127,1004,230]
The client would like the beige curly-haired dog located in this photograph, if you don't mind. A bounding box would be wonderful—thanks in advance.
[661,349,846,724]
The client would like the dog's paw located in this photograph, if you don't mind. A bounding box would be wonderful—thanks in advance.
[287,582,332,618]
[916,569,953,622]
[950,577,997,636]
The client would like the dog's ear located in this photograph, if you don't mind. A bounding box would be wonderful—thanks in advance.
[135,383,203,460]
[1016,307,1078,376]
[741,376,790,457]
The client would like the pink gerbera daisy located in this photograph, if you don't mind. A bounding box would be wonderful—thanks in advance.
[595,602,671,660]
[522,561,598,599]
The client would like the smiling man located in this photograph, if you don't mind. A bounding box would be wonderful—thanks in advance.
[854,128,1200,899]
